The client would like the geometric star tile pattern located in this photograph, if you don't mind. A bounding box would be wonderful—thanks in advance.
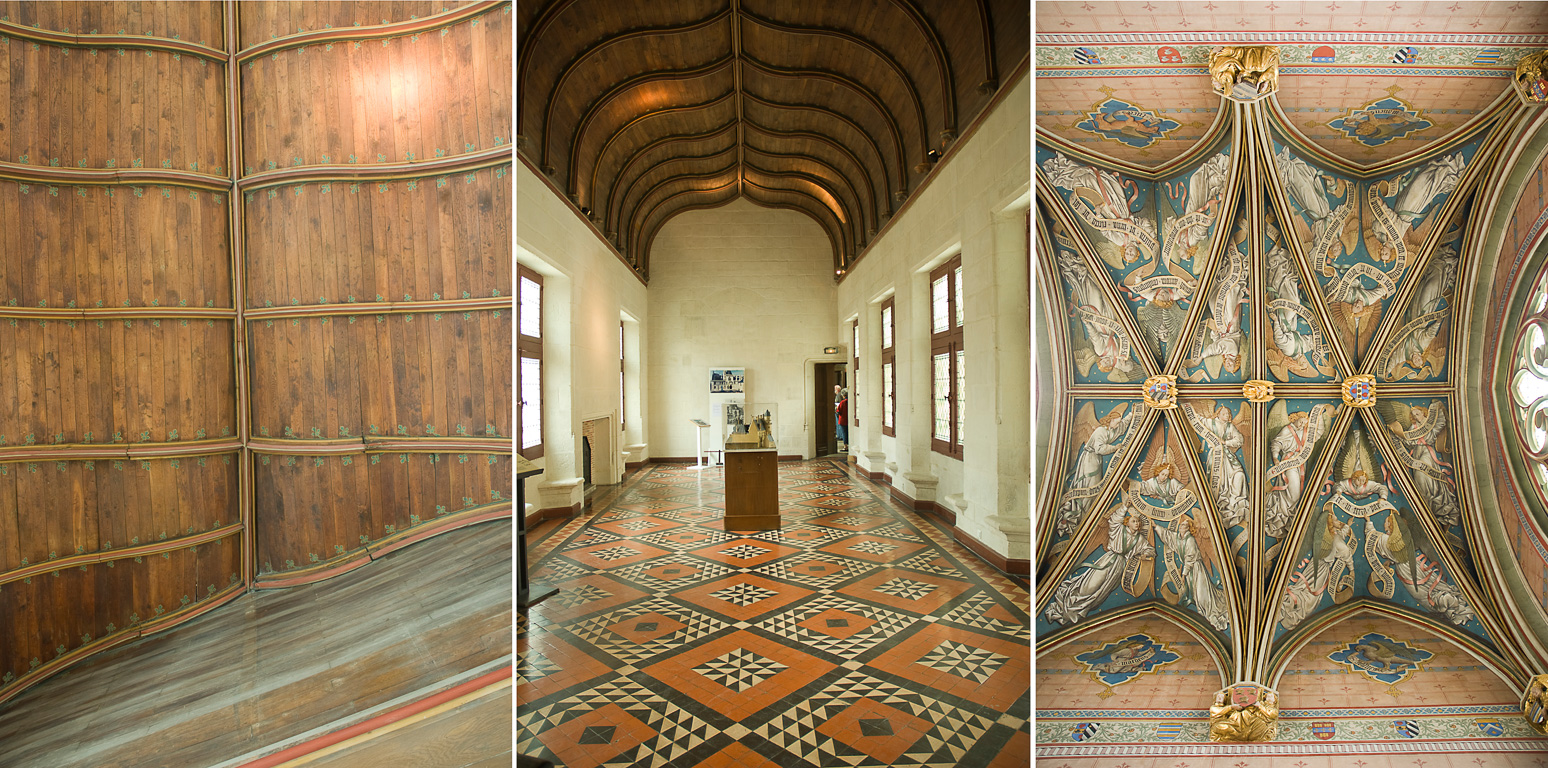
[518,460,1030,767]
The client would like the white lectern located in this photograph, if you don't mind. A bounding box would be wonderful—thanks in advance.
[690,419,711,470]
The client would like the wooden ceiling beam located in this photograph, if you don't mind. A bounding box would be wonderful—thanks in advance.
[538,8,734,175]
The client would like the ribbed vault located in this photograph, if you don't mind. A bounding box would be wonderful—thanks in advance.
[517,0,1029,277]
[1035,84,1539,689]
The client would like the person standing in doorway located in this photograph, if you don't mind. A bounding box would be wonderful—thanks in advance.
[834,383,849,452]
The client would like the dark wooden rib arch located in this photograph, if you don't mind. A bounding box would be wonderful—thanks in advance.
[558,56,735,192]
[742,55,915,177]
[604,121,740,234]
[586,92,738,220]
[518,0,1027,278]
[537,8,734,167]
[744,165,855,256]
[883,0,956,134]
[739,9,931,155]
[743,91,898,207]
[742,180,846,264]
[973,0,996,88]
[634,178,742,266]
[743,146,870,242]
[624,163,740,253]
[614,145,740,237]
[743,121,882,220]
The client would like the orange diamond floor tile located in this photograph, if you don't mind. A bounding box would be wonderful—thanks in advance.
[518,459,1031,767]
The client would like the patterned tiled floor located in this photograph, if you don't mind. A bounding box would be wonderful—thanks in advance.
[518,460,1031,768]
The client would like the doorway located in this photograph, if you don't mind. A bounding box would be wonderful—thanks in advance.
[814,362,848,457]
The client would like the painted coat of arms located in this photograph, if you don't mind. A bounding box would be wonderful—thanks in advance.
[1076,99,1181,149]
[1475,717,1505,737]
[1072,722,1100,741]
[1329,98,1433,147]
[1327,632,1433,685]
[1073,633,1180,686]
[1394,719,1419,738]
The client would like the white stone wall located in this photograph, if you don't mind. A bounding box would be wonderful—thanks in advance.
[647,199,841,460]
[516,161,649,512]
[836,71,1032,562]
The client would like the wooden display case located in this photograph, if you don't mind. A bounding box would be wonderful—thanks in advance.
[724,449,780,530]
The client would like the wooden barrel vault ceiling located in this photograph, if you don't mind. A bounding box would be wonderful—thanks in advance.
[517,0,1030,278]
[0,0,512,707]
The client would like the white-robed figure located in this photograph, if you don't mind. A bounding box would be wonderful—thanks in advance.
[1279,510,1358,629]
[1276,146,1337,223]
[1383,246,1458,380]
[1043,154,1154,265]
[1393,153,1466,226]
[1264,404,1335,541]
[1368,509,1475,626]
[1045,502,1156,626]
[1056,404,1136,536]
[1057,248,1142,379]
[1381,400,1461,527]
[1186,247,1249,379]
[1154,513,1231,632]
[1184,403,1250,528]
[1170,153,1231,257]
[1264,241,1332,377]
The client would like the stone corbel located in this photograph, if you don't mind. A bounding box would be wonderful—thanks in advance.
[1209,683,1279,742]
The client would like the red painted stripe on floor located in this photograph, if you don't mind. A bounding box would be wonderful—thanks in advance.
[236,665,512,768]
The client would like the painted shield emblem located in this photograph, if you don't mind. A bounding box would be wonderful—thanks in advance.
[1231,685,1259,708]
[1156,722,1183,741]
[1394,720,1419,739]
[1072,722,1099,742]
[1075,47,1102,65]
[1475,717,1505,737]
[1312,721,1336,740]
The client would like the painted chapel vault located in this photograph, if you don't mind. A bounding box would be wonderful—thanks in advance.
[1036,9,1548,760]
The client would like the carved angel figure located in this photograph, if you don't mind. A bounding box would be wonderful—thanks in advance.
[1381,400,1460,527]
[1056,403,1135,536]
[1045,502,1156,626]
[1210,687,1279,742]
[1209,46,1280,96]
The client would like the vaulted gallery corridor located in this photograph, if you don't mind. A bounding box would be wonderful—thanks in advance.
[516,0,1033,766]
[0,2,514,765]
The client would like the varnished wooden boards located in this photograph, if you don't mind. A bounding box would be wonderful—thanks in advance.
[239,3,514,585]
[724,450,780,530]
[0,522,512,768]
[0,1,239,707]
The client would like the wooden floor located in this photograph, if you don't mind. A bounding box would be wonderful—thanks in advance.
[304,684,512,768]
[0,521,513,768]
